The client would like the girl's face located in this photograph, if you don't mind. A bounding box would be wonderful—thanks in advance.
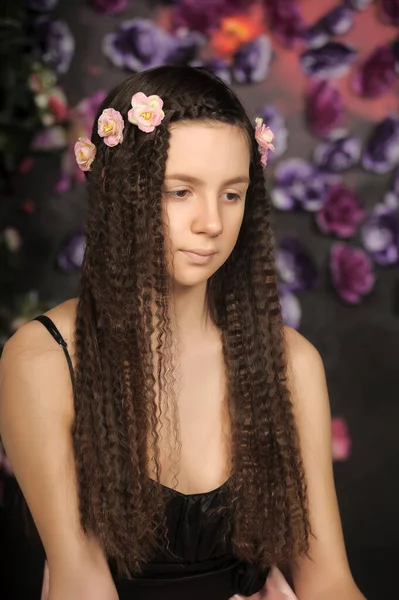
[163,121,250,289]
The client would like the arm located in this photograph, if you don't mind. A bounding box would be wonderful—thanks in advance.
[284,327,366,600]
[0,321,118,600]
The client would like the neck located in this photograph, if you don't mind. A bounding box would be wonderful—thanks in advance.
[169,281,214,338]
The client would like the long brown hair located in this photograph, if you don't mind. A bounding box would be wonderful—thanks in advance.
[72,66,310,577]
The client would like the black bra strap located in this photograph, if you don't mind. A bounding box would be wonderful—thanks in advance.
[33,315,76,393]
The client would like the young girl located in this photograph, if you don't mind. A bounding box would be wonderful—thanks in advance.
[0,66,365,600]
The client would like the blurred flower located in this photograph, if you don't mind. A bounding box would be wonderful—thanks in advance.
[211,14,263,58]
[361,204,399,265]
[330,243,375,304]
[32,125,67,151]
[57,233,86,273]
[313,132,361,172]
[27,0,58,10]
[316,185,365,238]
[74,138,96,172]
[34,86,68,128]
[103,19,176,71]
[384,168,399,208]
[305,5,354,48]
[306,80,344,137]
[32,17,75,74]
[264,0,304,47]
[172,0,249,34]
[98,108,124,146]
[28,65,56,94]
[70,90,107,132]
[91,0,129,14]
[257,105,288,159]
[279,288,302,329]
[379,0,399,25]
[352,44,397,98]
[300,42,357,78]
[362,115,399,174]
[167,30,205,65]
[272,158,333,212]
[332,417,351,461]
[276,237,318,292]
[345,0,373,9]
[2,228,22,252]
[232,35,273,84]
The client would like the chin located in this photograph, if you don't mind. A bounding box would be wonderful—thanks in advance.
[171,272,212,289]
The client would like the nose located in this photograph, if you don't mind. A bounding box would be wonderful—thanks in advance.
[192,196,223,237]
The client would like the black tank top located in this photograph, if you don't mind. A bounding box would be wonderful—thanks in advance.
[34,315,269,600]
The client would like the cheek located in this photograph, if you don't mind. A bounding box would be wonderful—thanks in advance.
[224,206,245,245]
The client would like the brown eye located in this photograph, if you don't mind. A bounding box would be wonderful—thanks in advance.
[168,190,189,199]
[223,193,241,202]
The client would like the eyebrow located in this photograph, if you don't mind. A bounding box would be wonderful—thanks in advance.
[165,174,250,186]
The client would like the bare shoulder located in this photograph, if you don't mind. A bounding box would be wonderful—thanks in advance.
[0,297,78,420]
[2,297,78,360]
[283,326,324,386]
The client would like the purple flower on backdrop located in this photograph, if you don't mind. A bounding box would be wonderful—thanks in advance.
[384,168,399,208]
[32,17,75,74]
[103,19,177,71]
[172,0,249,34]
[300,42,357,79]
[57,234,85,273]
[379,0,399,25]
[279,288,302,330]
[232,35,272,84]
[91,0,129,14]
[352,44,397,98]
[306,80,344,137]
[191,59,231,84]
[316,185,365,238]
[272,158,333,212]
[330,243,375,304]
[27,0,59,10]
[362,115,399,174]
[167,31,205,66]
[305,5,354,48]
[258,105,288,159]
[313,133,361,172]
[276,237,318,292]
[345,0,374,10]
[264,0,304,47]
[361,204,399,266]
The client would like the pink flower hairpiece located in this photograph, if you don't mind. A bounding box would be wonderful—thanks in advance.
[127,92,165,133]
[97,107,124,147]
[74,137,96,172]
[74,91,166,171]
[255,117,275,167]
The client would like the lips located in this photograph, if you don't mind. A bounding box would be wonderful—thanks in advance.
[183,249,216,256]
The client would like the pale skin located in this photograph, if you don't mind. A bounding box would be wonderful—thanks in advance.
[0,122,365,599]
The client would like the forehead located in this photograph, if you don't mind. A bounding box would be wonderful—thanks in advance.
[166,121,250,177]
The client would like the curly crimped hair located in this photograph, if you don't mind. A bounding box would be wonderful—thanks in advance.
[70,65,311,577]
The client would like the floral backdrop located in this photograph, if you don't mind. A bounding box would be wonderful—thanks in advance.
[1,0,399,597]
